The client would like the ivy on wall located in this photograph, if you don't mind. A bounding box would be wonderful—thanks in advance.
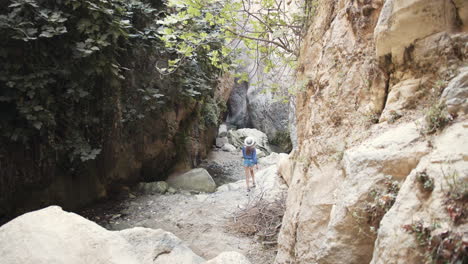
[0,0,224,163]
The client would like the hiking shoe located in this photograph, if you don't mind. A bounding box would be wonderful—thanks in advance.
[252,183,256,188]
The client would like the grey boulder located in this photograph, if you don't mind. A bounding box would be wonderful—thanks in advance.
[167,168,217,193]
[0,206,205,264]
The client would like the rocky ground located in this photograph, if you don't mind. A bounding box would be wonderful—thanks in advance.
[79,147,287,264]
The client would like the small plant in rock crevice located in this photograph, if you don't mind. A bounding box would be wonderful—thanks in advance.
[403,221,468,264]
[352,176,400,235]
[416,170,435,193]
[442,171,468,225]
[363,110,381,125]
[388,110,403,124]
[424,103,452,134]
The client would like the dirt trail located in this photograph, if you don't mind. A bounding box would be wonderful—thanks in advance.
[80,149,284,263]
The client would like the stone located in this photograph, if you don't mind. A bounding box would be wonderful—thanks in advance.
[374,0,458,62]
[0,206,205,264]
[203,251,251,264]
[138,181,168,195]
[228,128,272,154]
[167,187,177,194]
[167,168,217,193]
[218,123,228,137]
[370,121,468,264]
[226,80,250,128]
[441,67,468,117]
[215,137,228,148]
[221,143,237,152]
[277,153,294,186]
[259,152,288,167]
[256,149,266,158]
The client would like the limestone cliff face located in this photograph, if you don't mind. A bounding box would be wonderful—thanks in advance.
[276,0,467,263]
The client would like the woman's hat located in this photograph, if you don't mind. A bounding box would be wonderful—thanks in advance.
[244,136,256,147]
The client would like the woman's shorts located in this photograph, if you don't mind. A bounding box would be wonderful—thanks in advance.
[243,159,256,167]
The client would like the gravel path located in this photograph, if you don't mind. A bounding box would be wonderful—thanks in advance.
[79,148,281,263]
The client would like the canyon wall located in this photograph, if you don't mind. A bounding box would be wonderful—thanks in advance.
[276,0,467,263]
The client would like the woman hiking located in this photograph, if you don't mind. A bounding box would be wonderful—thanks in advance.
[242,137,258,192]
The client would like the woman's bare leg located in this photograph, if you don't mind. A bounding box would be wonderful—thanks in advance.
[249,167,256,187]
[244,167,251,190]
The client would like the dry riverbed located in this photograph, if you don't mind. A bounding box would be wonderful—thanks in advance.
[80,149,287,263]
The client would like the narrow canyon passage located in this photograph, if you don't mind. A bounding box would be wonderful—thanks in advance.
[79,145,288,263]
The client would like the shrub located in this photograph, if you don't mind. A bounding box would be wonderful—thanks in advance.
[352,176,400,234]
[227,192,286,247]
[416,171,434,192]
[403,221,467,264]
[424,103,451,134]
[388,110,402,124]
[364,110,380,124]
[443,171,467,224]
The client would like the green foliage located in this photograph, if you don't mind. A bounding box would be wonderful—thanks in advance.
[156,0,313,75]
[403,221,467,264]
[424,103,451,134]
[442,171,467,224]
[416,171,435,193]
[0,0,222,164]
[352,176,400,235]
[201,96,222,127]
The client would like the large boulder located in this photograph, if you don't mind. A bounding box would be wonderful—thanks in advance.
[221,143,237,152]
[0,206,205,264]
[374,0,458,62]
[215,137,228,148]
[258,152,289,167]
[228,128,272,154]
[167,168,217,193]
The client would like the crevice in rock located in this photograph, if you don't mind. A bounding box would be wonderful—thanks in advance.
[153,250,172,261]
[403,44,415,65]
[379,55,392,116]
[450,0,464,30]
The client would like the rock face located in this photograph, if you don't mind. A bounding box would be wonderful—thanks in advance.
[370,121,468,263]
[167,168,217,193]
[227,40,292,149]
[0,72,234,221]
[226,80,250,128]
[275,0,468,264]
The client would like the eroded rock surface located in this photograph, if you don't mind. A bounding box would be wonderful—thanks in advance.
[274,0,468,263]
